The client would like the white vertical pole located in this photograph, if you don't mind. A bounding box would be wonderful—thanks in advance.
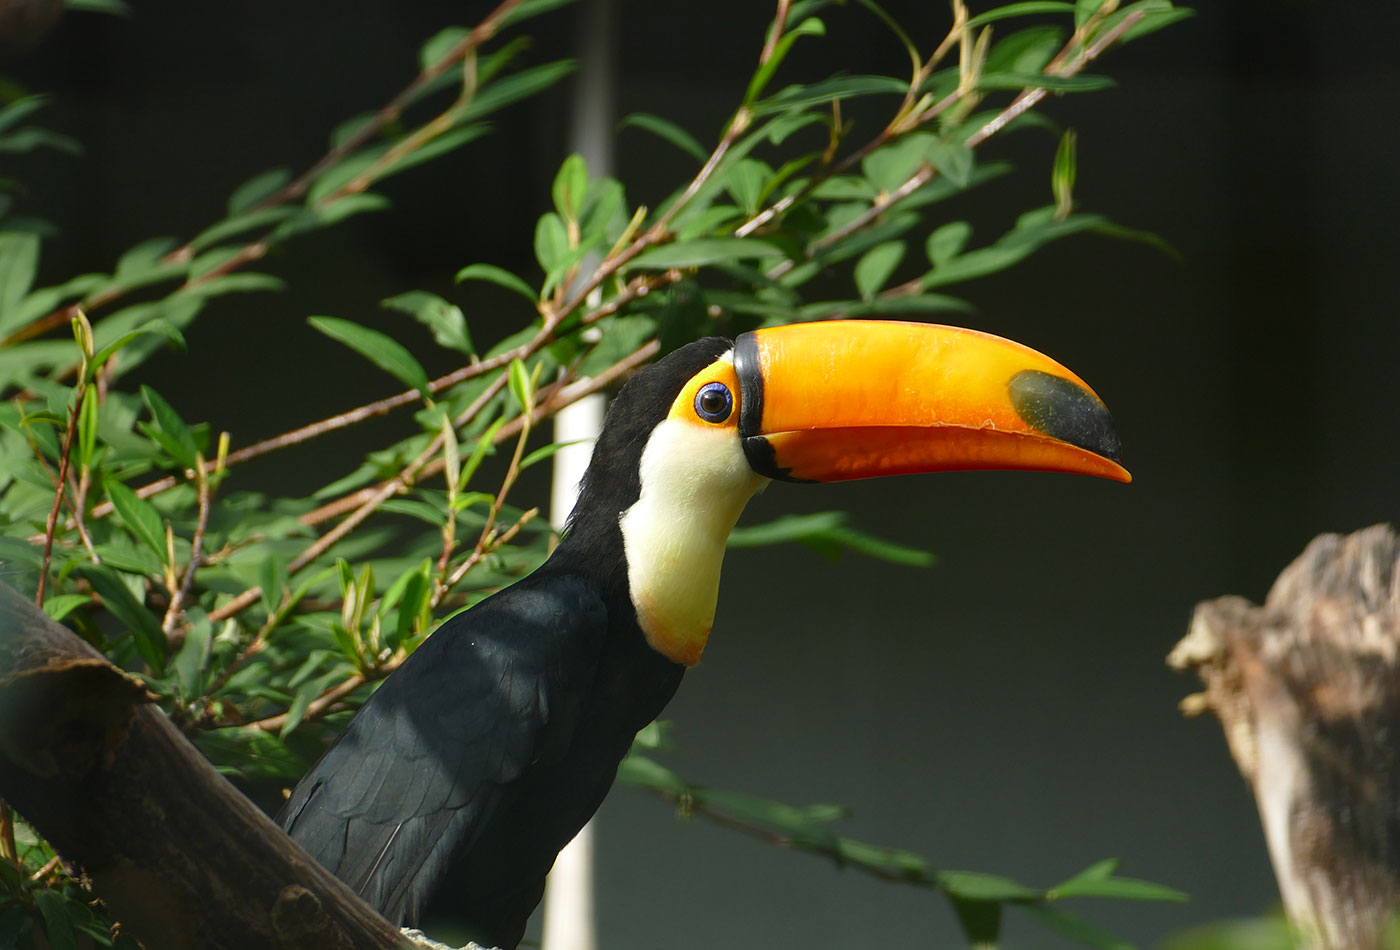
[540,394,605,950]
[541,0,615,947]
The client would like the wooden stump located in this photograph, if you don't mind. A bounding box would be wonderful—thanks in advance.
[1169,523,1400,949]
[0,582,412,950]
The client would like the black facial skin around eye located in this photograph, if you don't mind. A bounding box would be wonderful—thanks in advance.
[694,382,733,423]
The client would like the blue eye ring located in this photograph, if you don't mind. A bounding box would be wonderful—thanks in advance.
[694,382,733,423]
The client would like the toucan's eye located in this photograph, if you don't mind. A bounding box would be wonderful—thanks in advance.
[694,382,733,423]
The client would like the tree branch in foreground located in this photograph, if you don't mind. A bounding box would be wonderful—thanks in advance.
[1170,523,1400,950]
[0,581,411,950]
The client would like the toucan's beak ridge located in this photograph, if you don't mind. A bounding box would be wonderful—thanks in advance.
[733,321,1131,485]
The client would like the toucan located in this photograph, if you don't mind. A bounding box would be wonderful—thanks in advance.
[277,320,1129,948]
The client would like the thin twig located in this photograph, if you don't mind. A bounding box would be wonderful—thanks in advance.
[299,339,656,529]
[36,390,83,606]
[161,455,213,636]
[764,8,1146,281]
[249,673,371,733]
[29,854,61,883]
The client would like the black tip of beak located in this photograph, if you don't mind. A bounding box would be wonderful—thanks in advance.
[1008,370,1123,464]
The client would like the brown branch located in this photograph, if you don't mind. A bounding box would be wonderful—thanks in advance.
[0,585,412,949]
[250,672,371,734]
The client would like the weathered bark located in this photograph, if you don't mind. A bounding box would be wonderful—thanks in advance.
[0,581,412,950]
[1169,523,1400,949]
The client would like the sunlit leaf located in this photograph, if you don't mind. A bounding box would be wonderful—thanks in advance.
[308,316,431,398]
[382,291,474,356]
[456,263,538,302]
[139,385,199,469]
[853,241,905,299]
[553,153,589,222]
[105,480,168,565]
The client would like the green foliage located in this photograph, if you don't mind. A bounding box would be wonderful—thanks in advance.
[0,1,1189,947]
[619,741,1185,948]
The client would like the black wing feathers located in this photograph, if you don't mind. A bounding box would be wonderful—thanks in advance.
[278,572,608,925]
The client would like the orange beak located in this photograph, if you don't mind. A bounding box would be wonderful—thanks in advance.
[732,321,1130,484]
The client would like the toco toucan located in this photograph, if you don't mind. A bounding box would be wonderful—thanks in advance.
[277,320,1129,948]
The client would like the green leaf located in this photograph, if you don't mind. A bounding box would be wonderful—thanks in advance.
[927,221,973,266]
[308,316,431,398]
[227,167,292,215]
[1053,128,1078,218]
[966,2,1075,28]
[106,480,168,565]
[978,72,1117,93]
[853,241,904,300]
[937,870,1042,901]
[41,593,89,621]
[0,95,49,137]
[77,384,99,469]
[520,439,588,471]
[1076,0,1110,26]
[1119,6,1194,43]
[630,238,781,270]
[928,141,975,188]
[81,564,167,674]
[744,16,827,105]
[861,132,936,193]
[1016,903,1134,950]
[139,386,199,469]
[33,889,78,950]
[500,0,578,26]
[455,263,537,302]
[534,212,571,276]
[462,59,577,122]
[615,753,691,797]
[259,552,287,616]
[552,153,589,222]
[66,0,131,13]
[0,232,40,323]
[382,291,474,356]
[189,207,296,252]
[419,25,469,69]
[507,358,533,413]
[1048,858,1188,901]
[728,512,844,547]
[985,25,1067,75]
[700,788,841,852]
[172,618,211,697]
[395,563,431,643]
[724,159,772,216]
[378,124,491,181]
[797,294,972,320]
[618,113,708,163]
[0,128,80,155]
[949,897,1002,946]
[89,321,186,379]
[753,74,908,115]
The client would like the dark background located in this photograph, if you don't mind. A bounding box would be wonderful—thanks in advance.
[8,0,1400,946]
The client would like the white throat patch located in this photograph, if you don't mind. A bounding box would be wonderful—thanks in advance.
[618,415,767,666]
